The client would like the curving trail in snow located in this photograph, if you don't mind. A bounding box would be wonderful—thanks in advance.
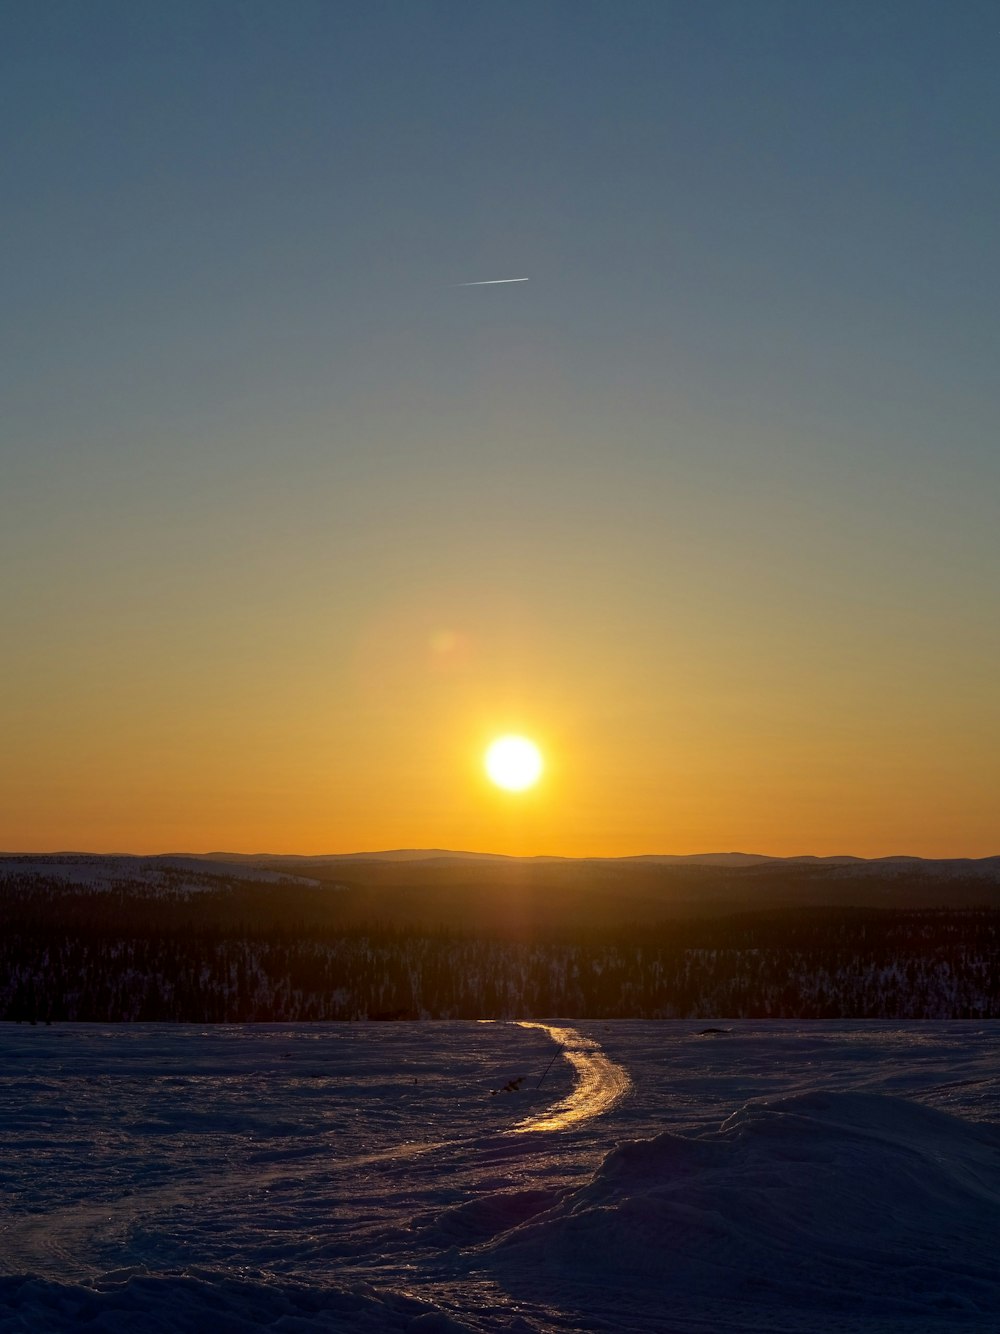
[4,1023,1000,1331]
[510,1022,632,1132]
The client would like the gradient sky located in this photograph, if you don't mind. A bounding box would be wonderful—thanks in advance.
[3,0,998,857]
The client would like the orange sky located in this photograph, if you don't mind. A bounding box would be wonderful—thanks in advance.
[5,569,997,857]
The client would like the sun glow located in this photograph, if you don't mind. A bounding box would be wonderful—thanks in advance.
[484,735,544,792]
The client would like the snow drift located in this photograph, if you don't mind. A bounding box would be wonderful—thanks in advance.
[4,1022,999,1331]
[0,1272,476,1333]
[484,1091,1000,1324]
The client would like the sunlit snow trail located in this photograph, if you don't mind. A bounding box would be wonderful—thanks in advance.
[337,1022,632,1159]
[0,1019,626,1280]
[510,1022,631,1132]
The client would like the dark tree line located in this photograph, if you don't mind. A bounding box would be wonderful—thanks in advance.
[1,875,998,1022]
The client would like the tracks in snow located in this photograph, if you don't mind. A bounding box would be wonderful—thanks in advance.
[2,1023,631,1278]
[511,1022,632,1133]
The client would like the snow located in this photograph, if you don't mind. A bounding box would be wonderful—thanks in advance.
[0,855,320,894]
[1,1020,998,1331]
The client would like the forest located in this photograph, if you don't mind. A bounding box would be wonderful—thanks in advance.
[2,864,998,1023]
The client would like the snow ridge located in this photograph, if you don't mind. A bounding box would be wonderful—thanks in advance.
[486,1090,1000,1326]
[0,854,319,895]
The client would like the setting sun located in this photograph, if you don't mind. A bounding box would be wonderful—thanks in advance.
[484,735,544,792]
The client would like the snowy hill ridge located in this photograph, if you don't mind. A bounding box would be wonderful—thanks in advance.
[5,849,1000,884]
[8,849,999,868]
[0,855,320,895]
[172,848,1000,870]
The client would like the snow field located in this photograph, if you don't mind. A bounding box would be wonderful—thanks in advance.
[1,1020,998,1331]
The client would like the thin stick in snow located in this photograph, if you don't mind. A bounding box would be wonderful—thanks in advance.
[536,1051,560,1090]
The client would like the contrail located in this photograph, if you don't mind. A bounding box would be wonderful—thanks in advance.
[455,277,529,286]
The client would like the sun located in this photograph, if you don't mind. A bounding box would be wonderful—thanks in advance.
[484,735,544,792]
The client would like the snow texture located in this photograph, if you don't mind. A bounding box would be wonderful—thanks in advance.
[0,855,320,895]
[2,1020,998,1331]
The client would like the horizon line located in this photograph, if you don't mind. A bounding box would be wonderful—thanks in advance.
[3,847,999,864]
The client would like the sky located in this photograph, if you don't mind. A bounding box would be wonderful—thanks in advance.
[3,0,999,858]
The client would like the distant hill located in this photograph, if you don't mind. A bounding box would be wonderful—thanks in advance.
[0,854,320,895]
[3,851,1000,925]
[150,847,1000,872]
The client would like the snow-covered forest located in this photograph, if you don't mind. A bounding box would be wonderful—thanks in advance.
[3,861,998,1022]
